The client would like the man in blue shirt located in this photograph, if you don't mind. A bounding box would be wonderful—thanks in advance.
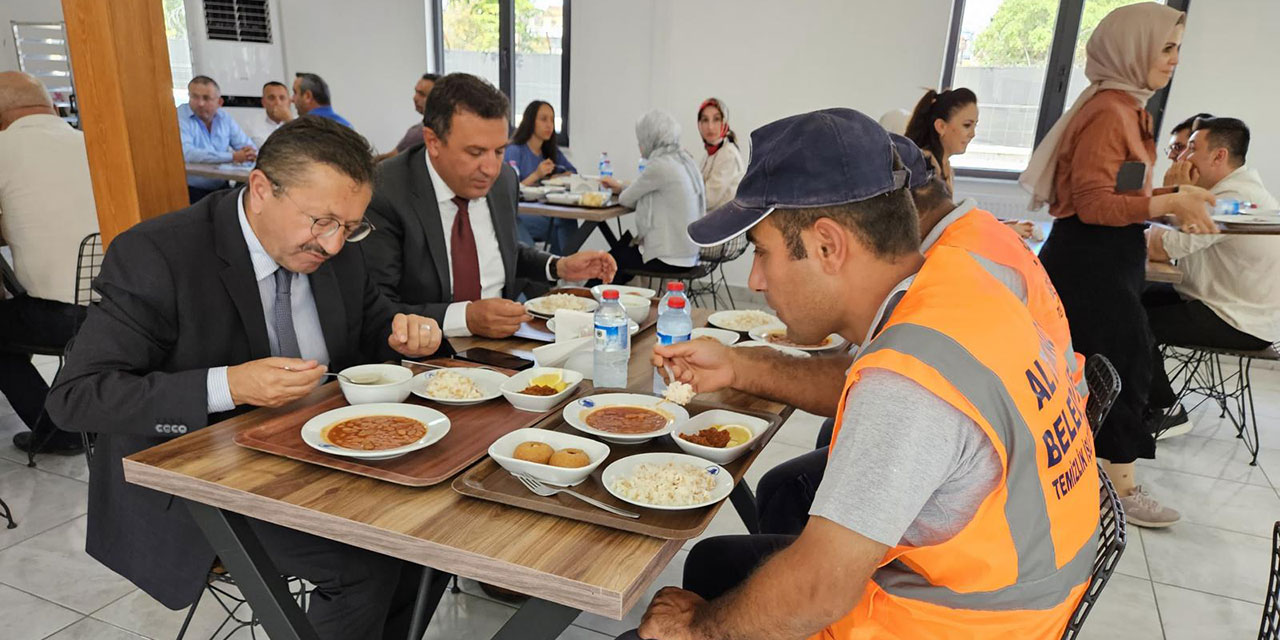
[293,72,353,128]
[178,75,257,203]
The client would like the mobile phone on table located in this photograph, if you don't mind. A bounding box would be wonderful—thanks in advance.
[453,348,535,371]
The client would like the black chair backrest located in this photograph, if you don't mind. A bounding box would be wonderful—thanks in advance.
[1060,465,1128,639]
[1260,521,1280,640]
[0,248,27,298]
[698,233,748,264]
[74,233,103,306]
[1085,354,1121,436]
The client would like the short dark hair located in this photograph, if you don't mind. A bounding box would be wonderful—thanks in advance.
[910,175,954,217]
[421,73,440,82]
[189,75,219,91]
[422,73,510,141]
[770,187,920,261]
[295,72,331,105]
[1193,117,1251,166]
[1171,112,1214,136]
[255,116,375,190]
[262,81,288,92]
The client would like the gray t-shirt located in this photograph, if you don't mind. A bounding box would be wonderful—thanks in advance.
[810,368,1002,548]
[396,122,423,153]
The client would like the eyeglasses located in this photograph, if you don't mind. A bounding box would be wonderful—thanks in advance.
[261,171,374,242]
[1165,142,1187,158]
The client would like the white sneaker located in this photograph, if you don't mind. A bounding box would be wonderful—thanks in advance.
[1120,485,1181,528]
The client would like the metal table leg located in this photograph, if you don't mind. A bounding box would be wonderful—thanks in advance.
[729,482,760,535]
[0,495,15,529]
[491,597,580,640]
[185,501,320,640]
[563,221,603,255]
[406,567,453,640]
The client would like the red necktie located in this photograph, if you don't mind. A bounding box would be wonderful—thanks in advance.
[450,196,482,302]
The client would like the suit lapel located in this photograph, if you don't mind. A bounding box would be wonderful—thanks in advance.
[487,170,517,296]
[213,190,271,359]
[409,148,453,299]
[307,261,348,363]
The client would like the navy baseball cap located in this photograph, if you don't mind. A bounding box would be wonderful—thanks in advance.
[889,133,933,189]
[688,107,909,247]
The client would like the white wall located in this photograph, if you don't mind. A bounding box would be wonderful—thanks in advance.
[276,0,429,153]
[0,0,65,73]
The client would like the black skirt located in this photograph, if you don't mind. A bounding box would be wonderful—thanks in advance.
[1039,214,1155,463]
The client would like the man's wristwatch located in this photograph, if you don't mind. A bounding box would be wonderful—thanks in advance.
[549,257,562,280]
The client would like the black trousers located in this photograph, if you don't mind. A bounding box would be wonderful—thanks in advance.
[0,296,86,442]
[1040,216,1154,463]
[250,518,423,640]
[1143,283,1271,410]
[188,182,230,205]
[610,231,690,282]
[757,447,828,536]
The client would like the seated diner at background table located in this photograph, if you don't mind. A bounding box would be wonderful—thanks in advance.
[625,107,1096,640]
[695,97,746,212]
[1145,115,1280,436]
[377,72,438,162]
[506,99,580,253]
[1020,2,1218,529]
[292,71,353,128]
[1161,111,1213,167]
[600,109,706,281]
[45,117,444,640]
[362,73,615,340]
[0,71,97,455]
[244,80,295,148]
[178,74,257,204]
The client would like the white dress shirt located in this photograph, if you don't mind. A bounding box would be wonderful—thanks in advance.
[245,112,287,149]
[205,190,331,412]
[0,114,99,303]
[1162,165,1280,341]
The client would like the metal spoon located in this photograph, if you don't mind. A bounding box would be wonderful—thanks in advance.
[324,371,382,385]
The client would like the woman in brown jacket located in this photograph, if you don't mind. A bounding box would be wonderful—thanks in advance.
[1021,2,1216,529]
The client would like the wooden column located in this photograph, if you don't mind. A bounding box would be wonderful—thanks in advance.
[61,0,188,246]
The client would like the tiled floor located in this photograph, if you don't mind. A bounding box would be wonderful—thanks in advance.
[4,353,1280,639]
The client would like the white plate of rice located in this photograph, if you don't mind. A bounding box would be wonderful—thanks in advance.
[410,368,509,405]
[602,452,733,510]
[707,309,780,332]
[525,293,600,318]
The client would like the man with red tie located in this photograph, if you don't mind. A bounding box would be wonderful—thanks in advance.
[363,73,615,339]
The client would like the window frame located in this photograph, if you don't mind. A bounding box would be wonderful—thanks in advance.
[431,0,572,147]
[941,0,1191,181]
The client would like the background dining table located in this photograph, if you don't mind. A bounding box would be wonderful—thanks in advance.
[121,308,794,640]
[184,162,252,183]
[517,200,630,254]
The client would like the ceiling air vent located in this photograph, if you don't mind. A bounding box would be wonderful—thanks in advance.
[204,0,272,44]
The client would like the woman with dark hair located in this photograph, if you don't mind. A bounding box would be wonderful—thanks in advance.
[696,97,746,211]
[904,87,978,192]
[505,100,578,252]
[1021,3,1217,529]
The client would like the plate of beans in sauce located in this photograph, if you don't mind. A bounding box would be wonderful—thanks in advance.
[300,403,451,460]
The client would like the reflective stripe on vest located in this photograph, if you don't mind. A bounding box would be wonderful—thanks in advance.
[859,322,1095,610]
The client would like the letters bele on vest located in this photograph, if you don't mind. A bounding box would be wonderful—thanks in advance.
[819,246,1099,640]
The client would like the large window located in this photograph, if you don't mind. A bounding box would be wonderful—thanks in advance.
[434,0,570,145]
[942,0,1188,177]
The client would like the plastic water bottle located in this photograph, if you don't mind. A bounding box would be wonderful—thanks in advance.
[593,289,630,389]
[1213,198,1255,215]
[653,296,693,394]
[598,152,613,194]
[657,281,688,317]
[638,157,647,174]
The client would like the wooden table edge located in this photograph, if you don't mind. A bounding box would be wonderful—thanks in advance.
[123,457,678,619]
[516,202,629,222]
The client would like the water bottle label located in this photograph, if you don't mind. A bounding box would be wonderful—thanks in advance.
[595,324,625,348]
[657,331,691,346]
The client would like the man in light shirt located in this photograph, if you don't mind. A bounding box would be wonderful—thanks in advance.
[0,71,97,454]
[178,75,257,203]
[1147,116,1280,435]
[245,80,293,148]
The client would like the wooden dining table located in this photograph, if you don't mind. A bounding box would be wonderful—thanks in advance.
[185,162,252,183]
[122,309,793,640]
[517,200,631,254]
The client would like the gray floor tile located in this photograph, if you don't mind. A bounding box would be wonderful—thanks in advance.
[0,459,87,551]
[1155,582,1264,640]
[1115,525,1149,580]
[93,586,262,640]
[770,410,825,450]
[1136,466,1280,537]
[0,583,81,640]
[1136,434,1270,487]
[46,616,148,640]
[1077,574,1162,640]
[418,591,515,640]
[1143,521,1272,604]
[0,516,134,614]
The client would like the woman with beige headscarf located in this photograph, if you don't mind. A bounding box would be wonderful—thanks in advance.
[1021,2,1216,530]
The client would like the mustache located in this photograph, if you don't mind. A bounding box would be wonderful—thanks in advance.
[300,242,331,258]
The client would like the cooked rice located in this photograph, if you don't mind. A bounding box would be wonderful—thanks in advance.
[612,462,718,506]
[720,310,778,331]
[424,370,483,399]
[531,293,594,314]
[662,381,695,405]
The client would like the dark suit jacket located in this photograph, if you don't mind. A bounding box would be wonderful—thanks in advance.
[362,146,553,323]
[45,189,405,609]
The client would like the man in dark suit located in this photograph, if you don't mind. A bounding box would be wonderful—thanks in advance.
[46,117,443,640]
[363,73,616,339]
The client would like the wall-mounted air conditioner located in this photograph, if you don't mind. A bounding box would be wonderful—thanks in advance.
[183,0,286,101]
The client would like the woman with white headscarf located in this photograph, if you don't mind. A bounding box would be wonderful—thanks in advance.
[696,97,746,212]
[1020,2,1216,529]
[602,109,706,278]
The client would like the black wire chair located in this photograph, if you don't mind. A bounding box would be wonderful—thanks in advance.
[634,234,749,310]
[1156,342,1277,465]
[1085,354,1121,436]
[1260,521,1280,640]
[1059,466,1128,639]
[176,565,312,640]
[0,495,14,529]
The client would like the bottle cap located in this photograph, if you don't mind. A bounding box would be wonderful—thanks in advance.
[602,289,620,300]
[668,297,686,309]
[667,282,685,292]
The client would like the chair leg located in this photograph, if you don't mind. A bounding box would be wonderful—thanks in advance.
[0,496,15,529]
[174,584,205,640]
[1239,357,1260,466]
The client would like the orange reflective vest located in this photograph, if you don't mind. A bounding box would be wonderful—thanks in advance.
[924,205,1086,396]
[815,246,1099,640]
